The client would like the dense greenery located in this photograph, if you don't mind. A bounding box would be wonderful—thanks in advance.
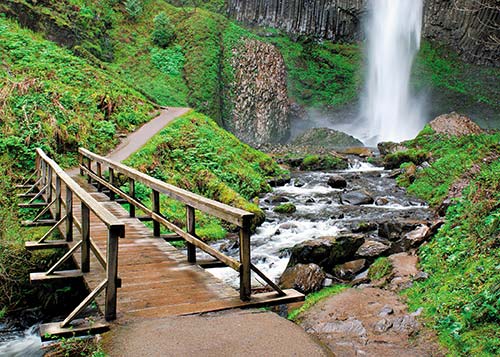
[125,111,287,236]
[393,128,500,355]
[0,16,153,169]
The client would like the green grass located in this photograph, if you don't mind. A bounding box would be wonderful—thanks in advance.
[288,284,347,321]
[392,128,500,355]
[125,111,287,236]
[367,257,392,281]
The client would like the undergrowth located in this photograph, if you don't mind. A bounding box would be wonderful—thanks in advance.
[288,284,347,322]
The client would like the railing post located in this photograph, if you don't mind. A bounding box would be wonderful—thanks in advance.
[105,225,123,321]
[96,162,102,192]
[86,158,92,184]
[108,168,115,201]
[239,222,251,301]
[186,205,196,263]
[129,178,135,218]
[65,189,73,242]
[152,190,160,237]
[79,152,84,176]
[81,203,90,273]
[55,176,61,220]
[41,161,47,187]
[47,166,53,203]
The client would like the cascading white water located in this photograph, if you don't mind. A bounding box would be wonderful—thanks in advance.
[361,0,424,145]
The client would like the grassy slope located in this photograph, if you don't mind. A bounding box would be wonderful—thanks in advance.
[0,15,154,169]
[125,111,286,237]
[393,128,500,355]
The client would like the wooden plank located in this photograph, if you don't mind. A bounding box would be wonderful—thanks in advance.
[40,321,109,341]
[25,240,68,250]
[198,259,227,269]
[152,190,160,237]
[22,219,58,227]
[79,148,254,227]
[18,202,47,208]
[81,203,90,273]
[186,205,196,263]
[30,270,83,283]
[239,227,251,301]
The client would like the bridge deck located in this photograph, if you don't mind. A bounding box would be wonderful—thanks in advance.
[64,177,299,321]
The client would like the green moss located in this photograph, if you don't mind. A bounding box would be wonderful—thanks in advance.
[300,154,348,171]
[288,284,347,321]
[273,203,297,214]
[367,257,392,281]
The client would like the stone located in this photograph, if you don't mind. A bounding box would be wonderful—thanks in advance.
[377,141,407,156]
[374,197,389,206]
[291,128,364,149]
[279,222,298,230]
[351,222,378,233]
[287,234,365,272]
[333,259,366,280]
[403,225,431,246]
[293,179,305,187]
[327,174,347,189]
[413,271,429,282]
[373,318,393,333]
[340,147,373,157]
[268,175,291,187]
[341,190,374,206]
[229,39,290,145]
[270,195,290,203]
[429,112,483,137]
[278,263,326,294]
[378,220,423,241]
[274,203,296,214]
[356,240,390,257]
[379,305,394,317]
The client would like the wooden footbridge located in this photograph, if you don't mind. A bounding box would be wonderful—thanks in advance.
[18,148,303,338]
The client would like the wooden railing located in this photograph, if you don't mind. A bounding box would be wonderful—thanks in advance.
[78,148,285,300]
[21,149,125,327]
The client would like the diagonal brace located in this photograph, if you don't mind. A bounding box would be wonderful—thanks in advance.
[32,198,56,222]
[37,215,67,244]
[60,279,107,328]
[46,240,82,275]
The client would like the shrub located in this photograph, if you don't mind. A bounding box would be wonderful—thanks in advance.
[124,0,142,20]
[151,12,175,48]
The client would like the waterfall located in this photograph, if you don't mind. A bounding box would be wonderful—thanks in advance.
[362,0,424,145]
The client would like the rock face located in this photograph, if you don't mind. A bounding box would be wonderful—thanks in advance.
[292,128,364,149]
[287,234,365,272]
[227,0,365,42]
[429,112,484,136]
[229,39,290,145]
[279,263,326,294]
[227,0,500,66]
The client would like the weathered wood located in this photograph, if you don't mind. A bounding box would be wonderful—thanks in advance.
[162,233,183,242]
[61,279,108,328]
[40,321,109,341]
[250,263,285,296]
[55,176,61,220]
[96,162,103,192]
[32,198,55,222]
[186,205,196,263]
[109,167,115,201]
[79,148,254,227]
[65,188,73,242]
[152,190,160,237]
[105,227,120,320]
[81,203,91,273]
[46,241,83,275]
[25,240,68,250]
[239,227,251,301]
[129,177,135,218]
[37,215,66,244]
[198,259,227,269]
[18,202,47,208]
[47,167,53,202]
[22,219,58,227]
[30,270,83,284]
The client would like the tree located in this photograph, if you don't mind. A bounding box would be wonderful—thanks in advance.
[151,12,176,48]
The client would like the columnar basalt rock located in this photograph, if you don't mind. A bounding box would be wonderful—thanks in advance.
[227,0,500,66]
[229,39,290,146]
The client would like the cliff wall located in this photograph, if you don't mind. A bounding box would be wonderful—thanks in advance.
[227,0,500,66]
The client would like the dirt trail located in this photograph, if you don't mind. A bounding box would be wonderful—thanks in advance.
[107,107,190,162]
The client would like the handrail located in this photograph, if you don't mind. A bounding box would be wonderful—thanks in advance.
[36,149,123,231]
[78,148,254,228]
[30,149,125,325]
[78,147,272,300]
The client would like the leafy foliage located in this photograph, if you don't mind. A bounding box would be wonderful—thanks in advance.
[151,12,175,48]
[124,0,143,20]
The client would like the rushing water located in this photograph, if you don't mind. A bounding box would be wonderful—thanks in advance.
[207,161,430,288]
[361,0,424,145]
[0,325,42,357]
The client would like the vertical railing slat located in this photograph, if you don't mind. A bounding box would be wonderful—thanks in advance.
[65,188,73,242]
[81,203,90,273]
[186,205,196,263]
[129,178,135,218]
[152,190,160,237]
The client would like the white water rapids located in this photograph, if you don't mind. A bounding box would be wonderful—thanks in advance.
[361,0,424,145]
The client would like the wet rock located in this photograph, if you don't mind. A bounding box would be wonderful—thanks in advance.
[293,179,305,187]
[274,203,296,214]
[279,222,298,230]
[278,263,325,294]
[288,101,309,122]
[291,128,364,149]
[374,197,389,206]
[351,269,369,285]
[288,234,365,272]
[356,240,390,257]
[403,225,431,246]
[377,141,407,156]
[340,147,373,157]
[270,195,290,203]
[268,175,291,187]
[305,198,315,204]
[333,259,366,280]
[378,220,424,241]
[387,169,402,179]
[379,305,394,317]
[327,174,347,189]
[351,221,378,233]
[429,112,483,137]
[331,213,345,220]
[341,190,374,206]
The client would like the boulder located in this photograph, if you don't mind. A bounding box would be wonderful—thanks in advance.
[341,190,374,206]
[327,174,347,189]
[374,197,389,206]
[351,222,378,233]
[378,220,424,241]
[274,203,297,214]
[429,112,483,137]
[278,263,325,294]
[287,234,365,272]
[291,128,364,149]
[377,142,407,156]
[403,225,431,246]
[339,147,374,157]
[333,259,366,280]
[356,240,390,257]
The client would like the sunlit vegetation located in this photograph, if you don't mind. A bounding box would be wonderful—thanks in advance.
[288,284,347,322]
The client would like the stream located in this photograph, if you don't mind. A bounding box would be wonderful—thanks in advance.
[207,159,431,288]
[0,324,42,357]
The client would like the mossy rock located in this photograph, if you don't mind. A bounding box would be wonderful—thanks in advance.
[367,257,393,281]
[299,154,348,171]
[292,128,364,149]
[274,203,297,214]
